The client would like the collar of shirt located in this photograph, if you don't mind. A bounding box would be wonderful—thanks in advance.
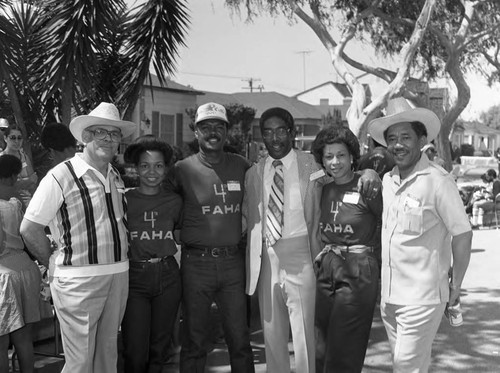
[389,153,431,187]
[265,149,295,175]
[71,153,120,186]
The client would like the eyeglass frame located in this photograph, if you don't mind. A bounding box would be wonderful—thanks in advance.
[261,126,291,140]
[7,135,23,141]
[87,128,123,142]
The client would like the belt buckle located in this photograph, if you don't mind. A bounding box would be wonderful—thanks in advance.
[148,257,161,263]
[211,248,220,257]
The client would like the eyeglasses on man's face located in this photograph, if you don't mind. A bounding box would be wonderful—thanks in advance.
[89,128,122,142]
[8,135,23,141]
[261,127,290,140]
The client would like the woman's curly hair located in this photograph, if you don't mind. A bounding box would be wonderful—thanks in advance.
[311,126,360,170]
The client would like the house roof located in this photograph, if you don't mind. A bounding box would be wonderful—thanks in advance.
[143,75,205,95]
[458,121,500,135]
[198,91,323,120]
[293,81,371,99]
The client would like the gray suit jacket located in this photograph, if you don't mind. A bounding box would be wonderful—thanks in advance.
[243,149,324,295]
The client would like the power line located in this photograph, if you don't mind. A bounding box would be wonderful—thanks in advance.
[178,71,247,80]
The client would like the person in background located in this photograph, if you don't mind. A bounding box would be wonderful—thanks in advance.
[0,154,41,373]
[20,102,135,373]
[358,135,395,178]
[166,102,254,373]
[495,147,500,175]
[470,169,500,228]
[0,118,8,151]
[421,143,445,168]
[40,122,77,166]
[243,107,381,373]
[367,97,472,372]
[311,126,382,373]
[121,137,182,373]
[0,125,38,207]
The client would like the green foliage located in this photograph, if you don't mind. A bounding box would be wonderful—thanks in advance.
[0,0,189,129]
[321,108,343,129]
[480,104,500,129]
[225,103,256,133]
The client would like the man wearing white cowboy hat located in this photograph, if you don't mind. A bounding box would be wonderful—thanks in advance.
[21,102,136,373]
[367,97,472,372]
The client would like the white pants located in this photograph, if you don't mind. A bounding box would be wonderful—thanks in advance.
[51,271,129,373]
[381,302,446,373]
[258,236,316,373]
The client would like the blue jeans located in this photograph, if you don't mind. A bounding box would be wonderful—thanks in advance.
[121,257,181,373]
[180,250,254,373]
[315,251,379,373]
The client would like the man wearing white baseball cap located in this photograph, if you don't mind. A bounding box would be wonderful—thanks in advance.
[367,97,471,372]
[21,102,136,373]
[166,102,255,372]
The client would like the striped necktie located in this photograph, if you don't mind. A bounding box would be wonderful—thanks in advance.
[266,160,284,246]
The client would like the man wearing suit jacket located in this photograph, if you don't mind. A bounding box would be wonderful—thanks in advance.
[243,107,380,373]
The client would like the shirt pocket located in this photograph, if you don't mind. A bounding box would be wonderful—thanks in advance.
[401,206,423,235]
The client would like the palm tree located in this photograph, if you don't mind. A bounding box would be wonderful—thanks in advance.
[0,0,189,140]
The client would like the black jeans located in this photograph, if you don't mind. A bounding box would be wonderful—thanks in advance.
[122,257,181,373]
[179,249,254,373]
[315,251,379,373]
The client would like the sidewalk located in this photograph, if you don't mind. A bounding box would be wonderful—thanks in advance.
[17,228,500,372]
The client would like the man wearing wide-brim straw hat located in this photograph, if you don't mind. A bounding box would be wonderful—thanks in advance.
[21,102,136,373]
[367,97,472,372]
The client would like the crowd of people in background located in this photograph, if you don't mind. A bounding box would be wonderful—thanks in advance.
[0,96,477,373]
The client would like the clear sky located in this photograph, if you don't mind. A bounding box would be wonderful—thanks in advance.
[142,0,500,121]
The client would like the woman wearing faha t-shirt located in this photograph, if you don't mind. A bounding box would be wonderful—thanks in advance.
[121,137,182,373]
[311,126,382,373]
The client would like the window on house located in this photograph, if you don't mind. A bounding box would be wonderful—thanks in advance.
[161,114,175,144]
[151,112,184,146]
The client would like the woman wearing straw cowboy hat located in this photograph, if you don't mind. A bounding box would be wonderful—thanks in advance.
[21,102,136,373]
[367,97,472,373]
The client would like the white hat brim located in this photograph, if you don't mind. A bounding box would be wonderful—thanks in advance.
[70,115,136,143]
[367,108,441,147]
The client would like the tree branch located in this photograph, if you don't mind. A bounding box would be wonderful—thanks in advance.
[364,0,437,114]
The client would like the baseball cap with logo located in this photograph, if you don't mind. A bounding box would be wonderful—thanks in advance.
[195,103,228,125]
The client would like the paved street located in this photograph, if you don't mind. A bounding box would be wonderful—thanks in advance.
[22,228,500,372]
[170,228,500,372]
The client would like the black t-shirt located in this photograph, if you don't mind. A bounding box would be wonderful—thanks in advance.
[166,152,250,247]
[319,174,382,247]
[126,188,182,260]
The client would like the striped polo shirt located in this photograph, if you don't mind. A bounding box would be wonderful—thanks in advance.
[25,154,129,277]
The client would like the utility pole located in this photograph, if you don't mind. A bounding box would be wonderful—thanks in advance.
[296,50,312,91]
[242,77,261,92]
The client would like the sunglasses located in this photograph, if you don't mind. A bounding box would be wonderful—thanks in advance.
[8,135,23,140]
